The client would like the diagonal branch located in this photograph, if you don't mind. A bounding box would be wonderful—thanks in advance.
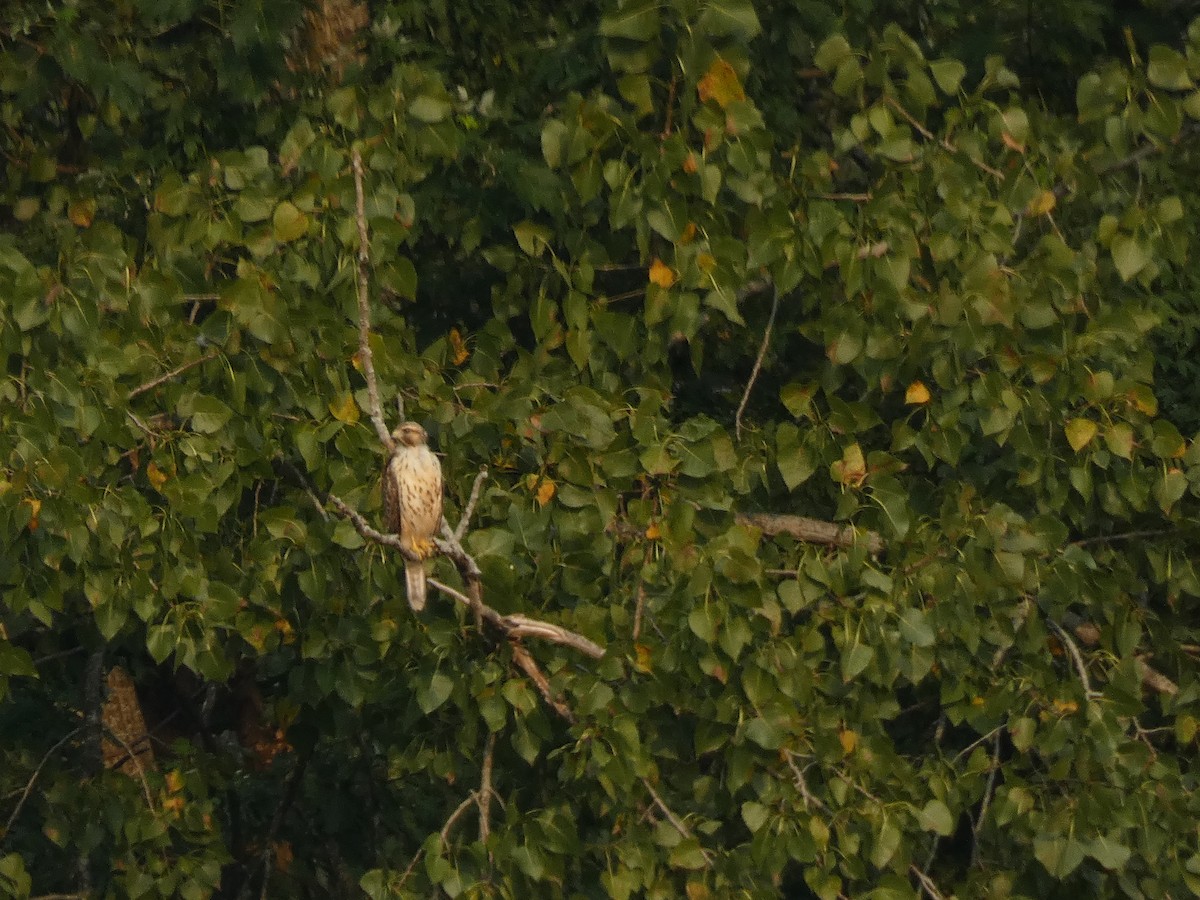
[128,350,219,400]
[642,777,712,865]
[734,282,779,443]
[350,146,394,451]
[454,467,489,541]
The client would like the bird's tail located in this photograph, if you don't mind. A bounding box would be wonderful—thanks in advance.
[405,559,427,612]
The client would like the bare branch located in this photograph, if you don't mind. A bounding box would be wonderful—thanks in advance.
[641,778,712,865]
[350,146,394,451]
[127,350,219,400]
[454,467,489,541]
[1071,622,1178,696]
[783,751,827,812]
[478,732,496,846]
[98,725,156,812]
[439,793,479,846]
[910,864,946,900]
[1048,620,1099,703]
[734,283,779,443]
[510,643,574,722]
[737,512,884,554]
[971,729,1002,867]
[1070,529,1176,547]
[886,95,1003,179]
[1,727,83,848]
[325,493,417,560]
[1136,658,1179,697]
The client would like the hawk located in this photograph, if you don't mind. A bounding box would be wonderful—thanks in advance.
[382,421,443,611]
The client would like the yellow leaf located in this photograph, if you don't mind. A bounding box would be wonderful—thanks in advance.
[839,729,858,753]
[328,393,361,424]
[535,478,556,507]
[634,643,653,674]
[165,770,185,793]
[682,153,699,174]
[679,222,698,244]
[697,58,746,109]
[69,198,96,228]
[830,443,867,487]
[645,522,662,540]
[648,258,676,288]
[697,253,717,273]
[905,381,931,404]
[449,327,471,365]
[1065,418,1098,452]
[1024,190,1057,217]
[1052,699,1079,715]
[22,497,41,531]
[147,462,169,490]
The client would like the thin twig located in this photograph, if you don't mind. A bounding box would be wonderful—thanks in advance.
[910,864,946,900]
[971,730,1002,868]
[238,748,310,900]
[1,727,84,847]
[734,283,779,443]
[885,95,1004,179]
[127,350,219,400]
[478,732,496,846]
[439,794,478,846]
[98,725,157,812]
[1048,620,1099,702]
[783,751,827,812]
[641,778,712,864]
[350,146,394,451]
[454,467,489,541]
[1070,528,1175,547]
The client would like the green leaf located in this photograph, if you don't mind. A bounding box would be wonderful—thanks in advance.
[741,800,769,832]
[513,220,552,256]
[776,423,814,490]
[272,201,309,242]
[841,643,874,682]
[1034,836,1086,878]
[1087,835,1132,871]
[698,0,761,41]
[918,800,954,836]
[1111,235,1150,282]
[409,94,452,123]
[418,672,454,713]
[930,59,966,94]
[599,0,660,41]
[898,609,935,648]
[1147,45,1194,90]
[188,396,233,434]
[871,819,901,868]
[668,838,708,870]
[744,717,783,750]
[1104,423,1134,460]
[815,34,852,72]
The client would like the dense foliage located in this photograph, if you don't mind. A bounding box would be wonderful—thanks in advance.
[3,0,1200,897]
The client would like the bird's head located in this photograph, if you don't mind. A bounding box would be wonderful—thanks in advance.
[392,421,428,448]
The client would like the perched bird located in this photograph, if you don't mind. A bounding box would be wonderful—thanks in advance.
[381,421,443,611]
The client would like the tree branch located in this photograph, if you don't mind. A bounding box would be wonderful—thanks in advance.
[734,282,779,443]
[454,467,489,541]
[641,777,711,865]
[1,728,83,849]
[127,350,219,400]
[350,146,394,451]
[510,643,574,722]
[737,512,885,554]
